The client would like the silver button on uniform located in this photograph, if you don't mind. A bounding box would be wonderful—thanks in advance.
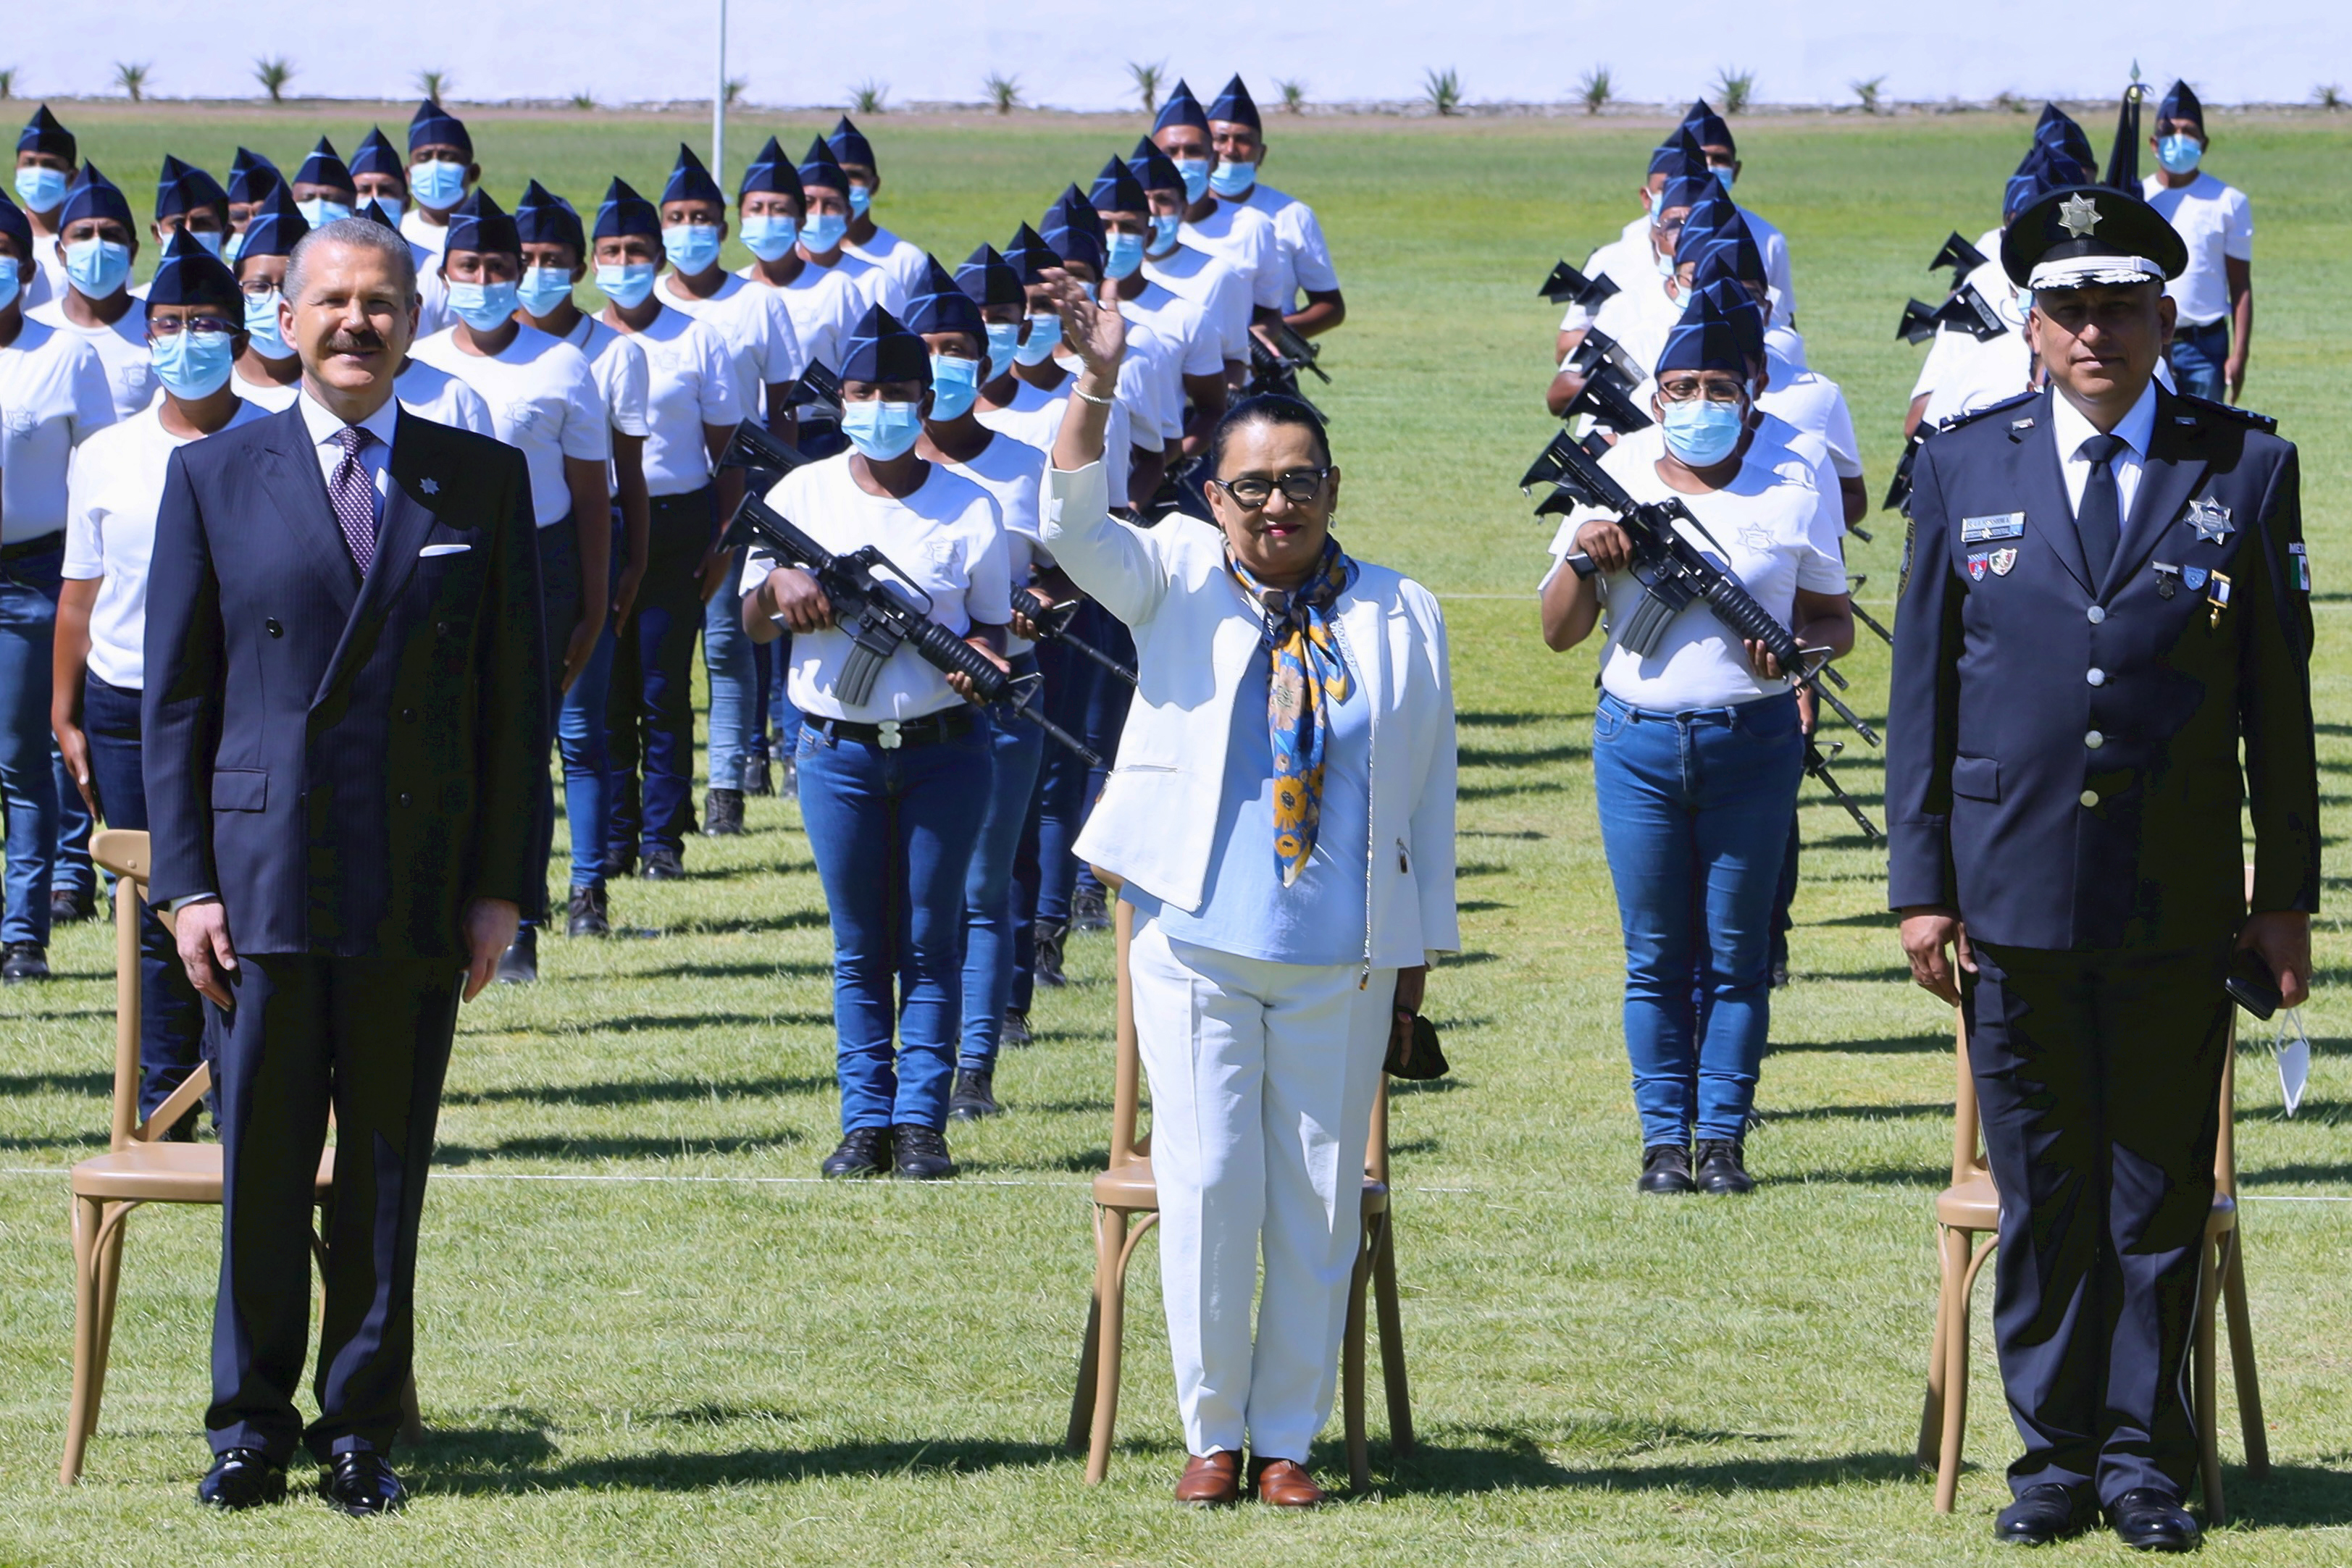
[2085,731,2105,749]
[2088,605,2107,624]
[2087,668,2106,687]
[2080,789,2099,807]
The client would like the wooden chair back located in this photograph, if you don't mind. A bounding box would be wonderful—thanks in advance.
[88,830,212,1152]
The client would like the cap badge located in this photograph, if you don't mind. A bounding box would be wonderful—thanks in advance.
[2058,193,2102,238]
[420,478,440,495]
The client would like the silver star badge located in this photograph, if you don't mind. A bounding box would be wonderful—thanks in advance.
[2058,192,2102,238]
[2187,495,2233,545]
[420,478,440,495]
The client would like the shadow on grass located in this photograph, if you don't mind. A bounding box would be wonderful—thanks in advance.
[442,1073,834,1109]
[1457,710,1555,729]
[665,910,832,936]
[432,1131,807,1165]
[1461,743,1589,769]
[2227,1462,2352,1529]
[411,1431,1066,1495]
[0,1131,106,1152]
[581,1010,832,1034]
[626,959,833,982]
[0,1070,112,1097]
[2240,1162,2352,1187]
[1768,1034,1948,1055]
[1783,1163,1946,1188]
[1762,1101,1947,1123]
[1457,779,1566,802]
[1364,1422,1915,1497]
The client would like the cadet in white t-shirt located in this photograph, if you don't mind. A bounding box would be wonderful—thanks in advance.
[975,231,1134,511]
[13,105,78,313]
[1095,156,1226,457]
[229,185,307,411]
[731,135,866,375]
[1205,76,1345,336]
[2141,80,2252,403]
[792,138,890,316]
[344,125,448,339]
[1674,104,1796,327]
[656,144,805,431]
[1131,139,1254,386]
[828,116,928,314]
[30,164,154,420]
[56,235,259,1067]
[1547,169,1712,421]
[398,98,482,335]
[1152,83,1278,319]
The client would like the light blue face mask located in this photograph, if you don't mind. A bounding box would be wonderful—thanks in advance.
[1103,232,1144,280]
[446,277,520,332]
[800,210,848,254]
[1208,159,1255,200]
[372,196,406,227]
[516,265,574,318]
[840,398,924,460]
[223,228,246,264]
[150,327,238,399]
[1708,162,1737,192]
[1654,244,1677,279]
[983,320,1021,373]
[1148,213,1181,255]
[927,354,982,421]
[662,222,721,275]
[64,238,133,298]
[0,256,20,311]
[1015,313,1061,366]
[740,211,799,261]
[848,183,873,219]
[297,197,352,227]
[2157,133,2204,175]
[1173,157,1210,204]
[243,287,292,358]
[1660,397,1746,468]
[597,260,658,309]
[14,165,69,212]
[409,158,468,210]
[184,229,225,258]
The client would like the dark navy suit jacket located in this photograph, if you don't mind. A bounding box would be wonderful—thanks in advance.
[1886,385,2317,951]
[143,402,547,959]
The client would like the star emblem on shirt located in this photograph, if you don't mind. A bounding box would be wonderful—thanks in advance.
[2187,495,2234,545]
[2057,193,2102,238]
[420,477,440,495]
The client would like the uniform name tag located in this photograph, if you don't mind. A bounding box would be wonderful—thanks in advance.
[1962,512,2027,543]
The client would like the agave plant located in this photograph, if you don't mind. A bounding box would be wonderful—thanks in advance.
[2319,83,2346,111]
[1129,60,1164,115]
[1577,65,1612,115]
[115,62,150,102]
[851,80,887,115]
[1712,67,1754,114]
[0,68,17,101]
[1424,67,1462,117]
[254,56,294,104]
[985,72,1020,114]
[1276,79,1307,115]
[571,91,596,111]
[724,77,748,107]
[1851,75,1885,114]
[417,69,452,101]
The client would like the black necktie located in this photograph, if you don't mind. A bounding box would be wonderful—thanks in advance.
[2077,432,2125,587]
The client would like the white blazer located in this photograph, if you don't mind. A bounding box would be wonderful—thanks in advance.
[1042,460,1460,970]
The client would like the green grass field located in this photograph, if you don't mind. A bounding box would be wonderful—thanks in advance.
[3,104,2351,1565]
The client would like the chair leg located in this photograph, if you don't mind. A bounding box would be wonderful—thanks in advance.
[1065,1291,1104,1451]
[2218,1229,2269,1480]
[61,1195,106,1484]
[89,1202,132,1425]
[1934,1227,1978,1515]
[1370,1212,1414,1456]
[1084,1207,1132,1486]
[1343,1215,1375,1493]
[2195,1233,2225,1525]
[1919,1222,1956,1471]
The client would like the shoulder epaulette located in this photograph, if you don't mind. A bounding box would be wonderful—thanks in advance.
[2174,393,2277,433]
[1930,388,2039,437]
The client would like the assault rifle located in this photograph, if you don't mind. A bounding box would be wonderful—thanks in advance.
[1930,230,1989,288]
[724,493,1100,763]
[1539,259,1622,312]
[1521,429,1880,747]
[1246,320,1331,414]
[719,417,815,490]
[1805,739,1883,842]
[1845,574,1895,647]
[1029,598,1138,687]
[1895,282,2005,345]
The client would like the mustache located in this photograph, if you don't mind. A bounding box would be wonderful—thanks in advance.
[325,330,388,353]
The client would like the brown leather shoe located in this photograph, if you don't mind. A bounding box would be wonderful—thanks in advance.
[1248,1456,1327,1508]
[1174,1451,1241,1506]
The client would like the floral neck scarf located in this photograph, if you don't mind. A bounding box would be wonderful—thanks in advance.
[1228,537,1358,886]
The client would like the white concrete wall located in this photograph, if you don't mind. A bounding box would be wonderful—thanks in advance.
[5,1,2344,113]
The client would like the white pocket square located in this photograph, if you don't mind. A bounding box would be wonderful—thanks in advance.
[419,543,472,557]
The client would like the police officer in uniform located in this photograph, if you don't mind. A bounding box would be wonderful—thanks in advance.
[1888,180,2316,1552]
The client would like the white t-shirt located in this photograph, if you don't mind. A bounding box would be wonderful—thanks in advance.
[393,356,495,435]
[28,297,155,419]
[1542,426,1845,710]
[1557,229,1646,338]
[740,453,1012,723]
[978,377,1131,508]
[1757,357,1862,479]
[398,214,451,336]
[0,316,117,542]
[1584,273,1683,387]
[233,373,301,412]
[1180,201,1278,310]
[63,398,268,689]
[1735,204,1796,327]
[409,322,609,524]
[1121,280,1222,384]
[1115,314,1185,448]
[1910,257,2035,427]
[614,303,741,496]
[807,250,887,315]
[841,225,926,314]
[938,429,1049,655]
[560,314,653,498]
[2143,171,2252,328]
[1235,182,1339,313]
[661,270,805,428]
[1144,242,1254,367]
[740,260,866,374]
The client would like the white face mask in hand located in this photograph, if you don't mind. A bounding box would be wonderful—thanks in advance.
[2274,1008,2310,1117]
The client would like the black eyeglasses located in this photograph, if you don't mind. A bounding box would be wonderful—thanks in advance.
[148,316,239,338]
[1210,467,1332,508]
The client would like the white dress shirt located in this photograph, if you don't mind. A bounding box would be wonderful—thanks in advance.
[297,387,401,520]
[2049,380,2156,521]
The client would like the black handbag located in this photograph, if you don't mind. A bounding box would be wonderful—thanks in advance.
[1385,1011,1450,1081]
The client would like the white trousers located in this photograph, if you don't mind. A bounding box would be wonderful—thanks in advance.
[1129,916,1396,1460]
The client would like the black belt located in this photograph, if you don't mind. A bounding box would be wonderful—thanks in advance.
[0,531,64,562]
[806,708,976,750]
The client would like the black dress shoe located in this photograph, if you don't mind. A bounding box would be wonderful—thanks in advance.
[1032,920,1068,988]
[198,1446,287,1509]
[1996,1483,2094,1546]
[2108,1488,2201,1553]
[891,1123,957,1180]
[641,844,686,881]
[601,846,637,879]
[1694,1139,1756,1195]
[742,758,774,796]
[566,883,611,937]
[494,925,538,984]
[821,1126,892,1177]
[1638,1144,1694,1194]
[1,941,49,984]
[51,884,95,924]
[779,759,799,802]
[319,1450,407,1516]
[1072,886,1110,931]
[702,787,745,836]
[947,1068,1002,1120]
[1000,1009,1033,1047]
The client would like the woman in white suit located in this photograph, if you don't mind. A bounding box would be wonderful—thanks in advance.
[1036,274,1458,1509]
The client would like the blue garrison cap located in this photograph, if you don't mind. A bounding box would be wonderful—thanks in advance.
[740,135,804,203]
[408,98,472,156]
[796,136,848,193]
[444,188,518,256]
[2004,144,2092,222]
[1657,285,1759,378]
[1089,155,1149,215]
[356,199,399,231]
[17,104,75,162]
[514,179,585,253]
[349,127,404,182]
[156,155,228,222]
[1676,183,1738,251]
[1154,79,1209,136]
[293,138,354,194]
[1686,223,1766,290]
[1208,75,1261,130]
[1657,171,1721,217]
[905,257,985,339]
[2157,78,2204,127]
[61,164,133,230]
[956,243,1024,308]
[1129,135,1183,194]
[595,177,660,240]
[145,230,241,313]
[1680,98,1735,154]
[2033,104,2096,169]
[1692,277,1767,361]
[662,143,724,207]
[1003,222,1058,285]
[840,302,932,386]
[226,148,280,205]
[1042,185,1105,274]
[236,185,308,262]
[827,115,876,170]
[0,191,32,253]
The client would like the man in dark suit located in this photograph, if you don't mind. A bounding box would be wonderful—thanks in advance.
[1888,181,2316,1553]
[143,216,546,1515]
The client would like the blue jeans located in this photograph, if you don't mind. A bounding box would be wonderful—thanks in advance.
[607,488,713,857]
[797,716,992,1133]
[0,537,64,947]
[1031,605,1113,927]
[703,547,755,794]
[959,659,1047,1073]
[84,674,208,1115]
[2168,318,2230,402]
[558,511,622,892]
[526,516,584,923]
[1068,608,1136,909]
[1591,689,1803,1146]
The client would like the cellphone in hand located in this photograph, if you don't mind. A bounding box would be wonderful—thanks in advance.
[2226,947,2282,1020]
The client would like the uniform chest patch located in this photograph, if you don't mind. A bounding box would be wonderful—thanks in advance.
[1962,511,2026,543]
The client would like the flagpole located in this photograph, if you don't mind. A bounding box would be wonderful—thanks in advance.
[712,0,728,180]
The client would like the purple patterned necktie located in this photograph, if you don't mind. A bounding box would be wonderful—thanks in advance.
[329,424,379,575]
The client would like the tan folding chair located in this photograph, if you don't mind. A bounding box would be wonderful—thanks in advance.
[1063,894,1413,1491]
[61,829,418,1483]
[1917,1004,2268,1519]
